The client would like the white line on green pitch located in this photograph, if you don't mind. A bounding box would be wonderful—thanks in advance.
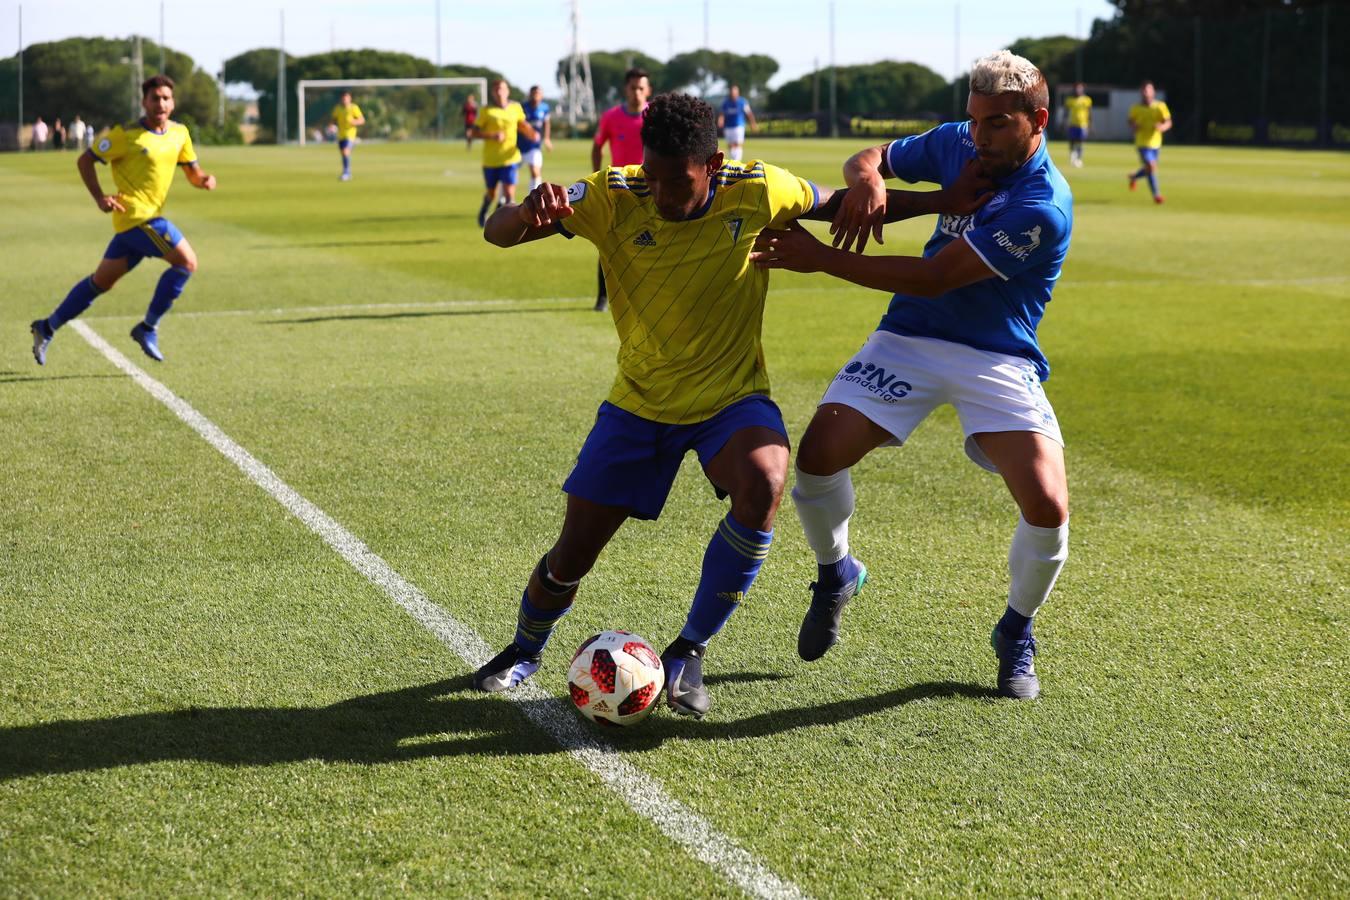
[69,319,810,900]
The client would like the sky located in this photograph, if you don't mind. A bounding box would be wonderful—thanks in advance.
[3,0,1117,95]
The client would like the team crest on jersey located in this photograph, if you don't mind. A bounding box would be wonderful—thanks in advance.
[721,214,744,242]
[97,138,111,153]
[633,230,657,247]
[566,182,587,202]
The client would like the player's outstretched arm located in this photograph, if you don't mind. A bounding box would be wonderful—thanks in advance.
[483,182,572,247]
[813,158,993,237]
[751,221,996,298]
[184,162,217,191]
[76,150,124,214]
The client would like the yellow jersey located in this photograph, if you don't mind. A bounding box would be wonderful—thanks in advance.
[332,103,364,140]
[557,160,820,424]
[476,102,526,167]
[1064,95,1092,129]
[90,119,197,232]
[1129,101,1171,148]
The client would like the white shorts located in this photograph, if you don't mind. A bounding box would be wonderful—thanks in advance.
[819,331,1064,473]
[724,125,746,146]
[521,148,543,168]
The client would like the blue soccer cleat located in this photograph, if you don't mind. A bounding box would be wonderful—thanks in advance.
[991,625,1040,700]
[30,320,52,366]
[472,642,541,693]
[130,322,164,362]
[798,559,867,662]
[661,637,709,719]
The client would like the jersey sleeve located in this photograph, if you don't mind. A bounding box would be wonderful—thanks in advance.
[555,170,614,243]
[1157,101,1171,121]
[884,123,958,185]
[90,125,127,163]
[593,110,610,147]
[177,126,198,166]
[763,164,821,228]
[962,202,1068,282]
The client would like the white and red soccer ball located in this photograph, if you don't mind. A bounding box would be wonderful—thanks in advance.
[567,630,664,727]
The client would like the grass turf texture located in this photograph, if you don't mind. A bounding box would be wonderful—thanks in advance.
[1,138,1347,896]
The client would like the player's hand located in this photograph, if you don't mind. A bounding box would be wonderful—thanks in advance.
[491,131,505,142]
[544,138,554,151]
[200,174,217,191]
[517,182,573,228]
[937,159,995,216]
[97,195,125,214]
[751,222,830,273]
[830,174,886,254]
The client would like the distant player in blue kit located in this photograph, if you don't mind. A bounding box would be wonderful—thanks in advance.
[30,75,217,365]
[751,50,1073,700]
[717,84,757,161]
[518,85,552,192]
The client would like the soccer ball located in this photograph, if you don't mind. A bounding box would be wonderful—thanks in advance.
[567,630,665,727]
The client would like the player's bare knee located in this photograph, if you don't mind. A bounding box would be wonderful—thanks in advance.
[1021,492,1069,528]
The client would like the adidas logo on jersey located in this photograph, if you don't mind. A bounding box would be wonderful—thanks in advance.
[633,230,657,247]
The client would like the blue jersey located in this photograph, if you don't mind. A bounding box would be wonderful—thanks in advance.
[518,100,549,151]
[721,96,749,128]
[880,122,1072,381]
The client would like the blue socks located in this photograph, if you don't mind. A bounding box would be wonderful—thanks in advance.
[679,514,773,645]
[998,606,1034,641]
[817,554,862,592]
[48,276,103,331]
[1146,172,1160,198]
[513,554,578,656]
[342,154,351,175]
[145,266,191,328]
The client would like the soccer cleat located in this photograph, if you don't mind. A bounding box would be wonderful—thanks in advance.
[991,625,1040,700]
[593,295,609,312]
[339,172,351,182]
[1153,194,1166,205]
[30,320,52,366]
[1128,174,1137,191]
[661,637,709,719]
[130,322,164,362]
[472,642,541,693]
[797,560,868,662]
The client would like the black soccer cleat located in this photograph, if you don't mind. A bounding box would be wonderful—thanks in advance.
[661,637,709,719]
[991,625,1040,700]
[472,642,541,693]
[798,560,868,662]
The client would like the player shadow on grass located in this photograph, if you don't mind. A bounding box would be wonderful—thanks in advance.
[264,307,592,325]
[0,675,995,780]
[249,238,441,250]
[0,373,128,385]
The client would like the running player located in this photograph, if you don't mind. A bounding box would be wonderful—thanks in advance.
[1128,81,1171,204]
[750,50,1073,701]
[331,91,366,181]
[519,85,552,192]
[469,79,537,227]
[1063,82,1091,167]
[718,84,757,162]
[590,67,650,312]
[474,93,832,718]
[461,92,478,151]
[30,75,217,366]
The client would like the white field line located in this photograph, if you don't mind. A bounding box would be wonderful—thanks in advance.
[69,319,808,900]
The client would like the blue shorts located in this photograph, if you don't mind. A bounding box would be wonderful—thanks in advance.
[104,217,183,267]
[563,395,788,521]
[1137,147,1160,164]
[483,164,519,189]
[1067,126,1086,141]
[338,138,353,150]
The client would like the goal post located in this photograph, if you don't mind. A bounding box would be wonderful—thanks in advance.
[296,77,488,145]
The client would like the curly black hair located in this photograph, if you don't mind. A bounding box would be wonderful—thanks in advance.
[641,92,718,160]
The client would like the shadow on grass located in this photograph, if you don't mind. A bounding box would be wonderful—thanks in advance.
[249,238,440,250]
[0,675,995,780]
[0,373,127,385]
[263,307,591,325]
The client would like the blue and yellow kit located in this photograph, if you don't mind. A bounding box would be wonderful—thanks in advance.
[557,161,820,424]
[90,119,197,233]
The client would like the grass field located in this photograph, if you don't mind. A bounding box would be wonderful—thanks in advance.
[1,136,1347,897]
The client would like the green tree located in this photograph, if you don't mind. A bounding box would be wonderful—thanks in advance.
[768,61,946,116]
[565,49,666,108]
[663,50,778,99]
[1006,35,1083,76]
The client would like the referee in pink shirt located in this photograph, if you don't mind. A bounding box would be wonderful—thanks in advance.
[589,67,652,311]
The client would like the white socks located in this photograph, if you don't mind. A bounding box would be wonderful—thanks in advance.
[791,466,854,565]
[1007,515,1069,618]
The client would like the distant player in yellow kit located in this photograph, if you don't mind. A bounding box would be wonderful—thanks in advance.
[30,75,217,365]
[468,79,537,227]
[1063,82,1092,168]
[331,91,366,181]
[1128,81,1172,204]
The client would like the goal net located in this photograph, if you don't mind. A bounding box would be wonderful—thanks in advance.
[296,77,488,145]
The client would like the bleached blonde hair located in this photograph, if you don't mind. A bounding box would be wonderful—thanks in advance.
[969,50,1049,114]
